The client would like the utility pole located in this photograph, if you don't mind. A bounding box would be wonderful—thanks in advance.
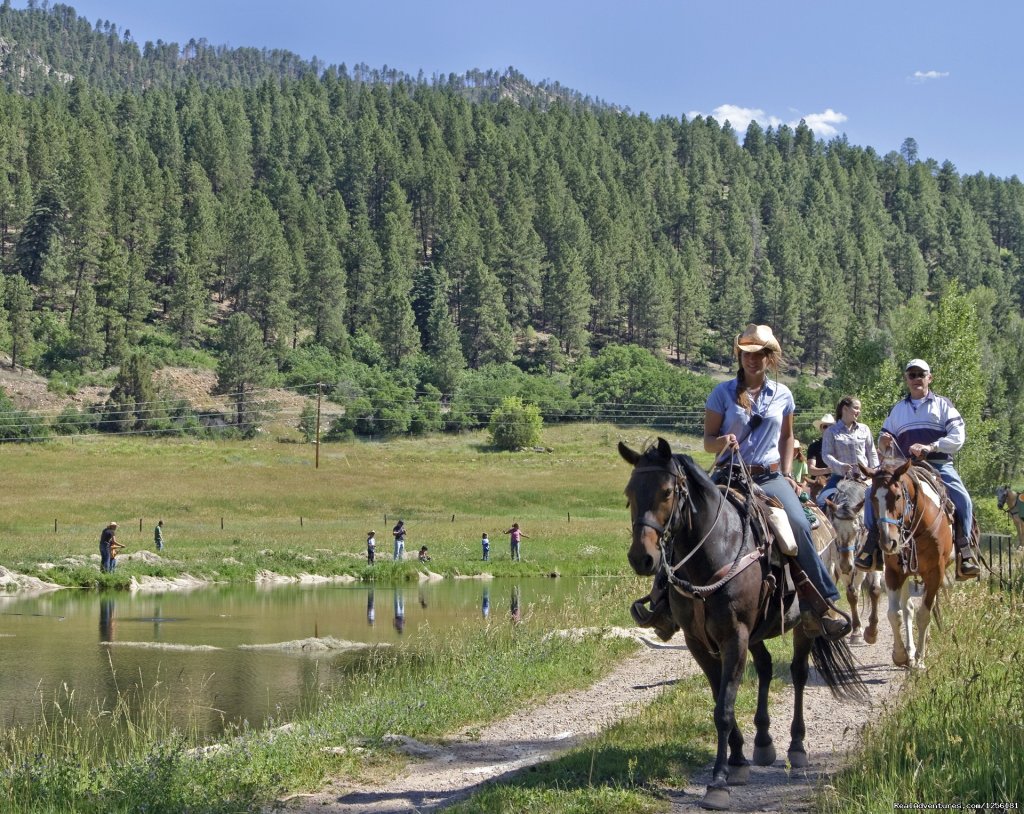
[315,382,322,469]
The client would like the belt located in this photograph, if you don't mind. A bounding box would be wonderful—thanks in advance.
[747,462,780,477]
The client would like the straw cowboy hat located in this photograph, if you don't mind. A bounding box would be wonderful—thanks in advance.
[793,439,802,449]
[734,323,781,356]
[107,521,118,528]
[815,413,836,431]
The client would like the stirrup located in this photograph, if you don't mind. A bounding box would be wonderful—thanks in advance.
[955,554,980,581]
[854,549,876,572]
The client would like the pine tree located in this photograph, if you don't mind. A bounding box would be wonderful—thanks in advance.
[216,312,273,431]
[5,274,34,369]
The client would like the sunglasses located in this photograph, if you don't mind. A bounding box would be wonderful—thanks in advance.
[906,371,927,379]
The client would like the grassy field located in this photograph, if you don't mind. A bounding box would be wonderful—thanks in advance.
[0,423,711,586]
[2,425,1020,812]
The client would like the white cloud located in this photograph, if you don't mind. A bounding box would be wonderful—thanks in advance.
[688,104,847,138]
[910,70,950,83]
[801,108,848,138]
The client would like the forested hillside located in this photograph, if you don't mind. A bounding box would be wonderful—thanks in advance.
[0,2,1022,482]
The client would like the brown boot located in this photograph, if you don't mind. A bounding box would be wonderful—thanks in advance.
[630,575,679,641]
[800,608,852,641]
[955,533,980,581]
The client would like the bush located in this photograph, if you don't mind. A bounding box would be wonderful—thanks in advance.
[488,396,542,451]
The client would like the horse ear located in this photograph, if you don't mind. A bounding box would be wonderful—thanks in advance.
[894,459,913,478]
[656,437,673,459]
[853,499,865,512]
[618,441,641,466]
[858,463,876,478]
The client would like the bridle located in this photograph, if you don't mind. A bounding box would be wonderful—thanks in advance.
[874,471,944,571]
[630,455,756,600]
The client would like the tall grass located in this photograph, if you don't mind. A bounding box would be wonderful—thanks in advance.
[819,585,1023,811]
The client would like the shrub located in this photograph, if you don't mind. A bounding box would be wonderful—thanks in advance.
[488,396,542,451]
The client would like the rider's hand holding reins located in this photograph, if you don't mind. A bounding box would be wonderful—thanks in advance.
[908,443,933,459]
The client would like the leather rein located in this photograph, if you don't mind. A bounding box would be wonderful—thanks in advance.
[631,458,761,602]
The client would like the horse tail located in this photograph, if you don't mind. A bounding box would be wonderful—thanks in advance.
[810,637,869,702]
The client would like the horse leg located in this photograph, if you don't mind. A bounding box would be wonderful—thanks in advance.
[844,570,862,640]
[749,640,776,767]
[787,628,814,768]
[913,572,943,669]
[697,635,748,810]
[884,581,917,671]
[863,571,882,645]
[887,581,912,668]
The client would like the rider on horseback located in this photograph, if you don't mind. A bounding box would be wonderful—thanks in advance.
[855,359,980,579]
[704,324,851,641]
[816,395,878,509]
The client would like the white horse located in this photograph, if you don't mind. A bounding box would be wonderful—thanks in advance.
[825,478,883,644]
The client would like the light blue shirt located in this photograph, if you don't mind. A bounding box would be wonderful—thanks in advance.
[706,378,795,467]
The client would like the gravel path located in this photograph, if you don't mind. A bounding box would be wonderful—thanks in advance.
[276,621,904,814]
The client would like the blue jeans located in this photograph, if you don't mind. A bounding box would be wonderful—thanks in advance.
[864,462,973,539]
[482,545,489,561]
[758,473,840,609]
[815,473,842,508]
[100,544,114,573]
[511,542,520,561]
[393,540,405,560]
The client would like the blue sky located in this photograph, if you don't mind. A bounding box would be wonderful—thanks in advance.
[26,0,1024,179]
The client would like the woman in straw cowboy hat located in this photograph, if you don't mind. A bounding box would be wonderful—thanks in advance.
[704,324,850,640]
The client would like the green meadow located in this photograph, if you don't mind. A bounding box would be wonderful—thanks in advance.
[0,424,1020,812]
[1,423,697,586]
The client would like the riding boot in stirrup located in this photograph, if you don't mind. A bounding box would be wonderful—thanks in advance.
[954,533,980,581]
[630,571,680,641]
[855,526,882,572]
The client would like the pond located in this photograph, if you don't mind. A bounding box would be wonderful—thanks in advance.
[0,577,594,740]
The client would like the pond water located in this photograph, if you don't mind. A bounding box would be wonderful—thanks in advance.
[0,578,592,740]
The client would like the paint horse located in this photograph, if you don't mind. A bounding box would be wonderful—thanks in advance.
[868,460,954,668]
[996,485,1024,548]
[620,438,864,810]
[824,477,882,644]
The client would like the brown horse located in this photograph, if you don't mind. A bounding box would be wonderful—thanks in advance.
[868,460,953,669]
[996,485,1024,547]
[824,478,882,644]
[620,438,864,810]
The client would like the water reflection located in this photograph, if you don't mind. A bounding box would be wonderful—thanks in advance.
[99,597,115,642]
[393,591,405,635]
[0,578,588,741]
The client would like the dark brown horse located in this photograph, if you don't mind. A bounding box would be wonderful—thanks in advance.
[620,438,864,810]
[868,460,954,669]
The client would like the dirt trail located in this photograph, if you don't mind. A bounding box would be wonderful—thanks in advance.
[276,621,904,814]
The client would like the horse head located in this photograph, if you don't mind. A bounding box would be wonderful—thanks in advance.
[619,437,687,575]
[870,460,914,555]
[825,478,867,573]
[997,485,1010,511]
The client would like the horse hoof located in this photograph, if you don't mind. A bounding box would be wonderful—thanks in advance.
[701,786,731,810]
[788,749,809,769]
[863,627,878,645]
[893,654,910,669]
[752,744,776,766]
[727,763,750,785]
